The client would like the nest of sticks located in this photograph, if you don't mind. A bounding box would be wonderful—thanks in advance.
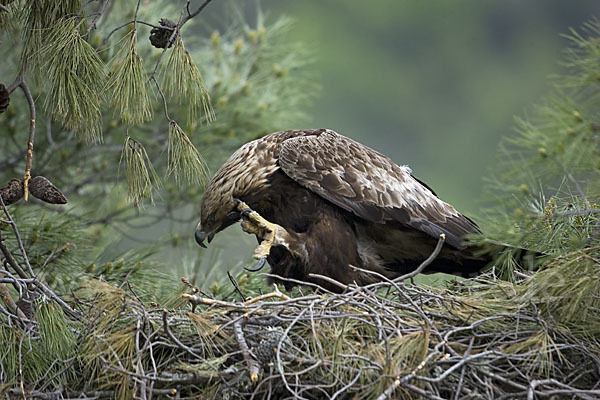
[3,248,600,400]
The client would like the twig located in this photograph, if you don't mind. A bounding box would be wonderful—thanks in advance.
[452,337,473,400]
[84,0,111,36]
[181,293,239,310]
[0,196,35,278]
[275,307,310,400]
[395,233,446,282]
[0,273,27,320]
[260,273,336,294]
[0,232,29,279]
[243,284,290,305]
[234,319,260,382]
[6,77,37,202]
[161,308,202,358]
[182,0,214,23]
[348,235,445,292]
[103,20,173,44]
[151,76,171,121]
[227,271,246,301]
[307,273,349,291]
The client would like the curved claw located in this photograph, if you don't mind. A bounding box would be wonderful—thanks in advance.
[239,208,254,220]
[245,257,266,272]
[227,211,241,219]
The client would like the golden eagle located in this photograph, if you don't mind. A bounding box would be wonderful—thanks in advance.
[195,129,490,292]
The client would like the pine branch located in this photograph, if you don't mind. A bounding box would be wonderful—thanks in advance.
[161,36,214,125]
[183,0,214,23]
[107,30,152,125]
[84,0,111,36]
[41,17,105,142]
[6,74,36,202]
[20,80,35,202]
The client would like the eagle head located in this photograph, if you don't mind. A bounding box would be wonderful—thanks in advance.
[194,136,277,248]
[194,181,240,248]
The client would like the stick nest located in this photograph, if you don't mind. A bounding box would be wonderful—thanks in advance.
[2,252,600,399]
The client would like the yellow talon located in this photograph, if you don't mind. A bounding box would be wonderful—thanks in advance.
[236,201,279,260]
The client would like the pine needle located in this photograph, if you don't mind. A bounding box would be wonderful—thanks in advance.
[167,121,209,186]
[107,31,153,125]
[121,136,160,205]
[21,0,82,74]
[41,17,105,142]
[162,37,214,125]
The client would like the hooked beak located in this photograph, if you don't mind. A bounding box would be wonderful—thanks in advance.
[194,229,215,248]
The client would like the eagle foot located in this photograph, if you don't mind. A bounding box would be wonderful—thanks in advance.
[235,200,284,263]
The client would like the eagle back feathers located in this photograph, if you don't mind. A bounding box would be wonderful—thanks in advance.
[277,129,480,248]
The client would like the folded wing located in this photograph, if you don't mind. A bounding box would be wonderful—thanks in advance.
[278,130,480,249]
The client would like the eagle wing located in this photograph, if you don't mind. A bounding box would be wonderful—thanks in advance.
[277,130,479,249]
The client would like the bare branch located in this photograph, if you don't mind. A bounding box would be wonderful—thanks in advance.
[234,319,260,382]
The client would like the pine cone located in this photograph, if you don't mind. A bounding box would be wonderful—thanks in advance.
[149,18,178,49]
[0,179,23,205]
[0,83,9,114]
[29,176,67,204]
[255,327,286,364]
[16,288,40,321]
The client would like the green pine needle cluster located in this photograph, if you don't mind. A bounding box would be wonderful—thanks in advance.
[41,17,105,142]
[121,136,160,205]
[107,30,153,126]
[478,20,600,275]
[0,0,24,42]
[162,36,214,125]
[167,121,209,186]
[21,0,81,73]
[560,20,600,90]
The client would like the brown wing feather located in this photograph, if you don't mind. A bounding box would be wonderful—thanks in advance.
[278,129,480,249]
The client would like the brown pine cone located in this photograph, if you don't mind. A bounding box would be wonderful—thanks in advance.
[0,83,9,114]
[0,179,23,205]
[149,18,178,49]
[255,327,287,365]
[29,176,67,204]
[16,288,40,321]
